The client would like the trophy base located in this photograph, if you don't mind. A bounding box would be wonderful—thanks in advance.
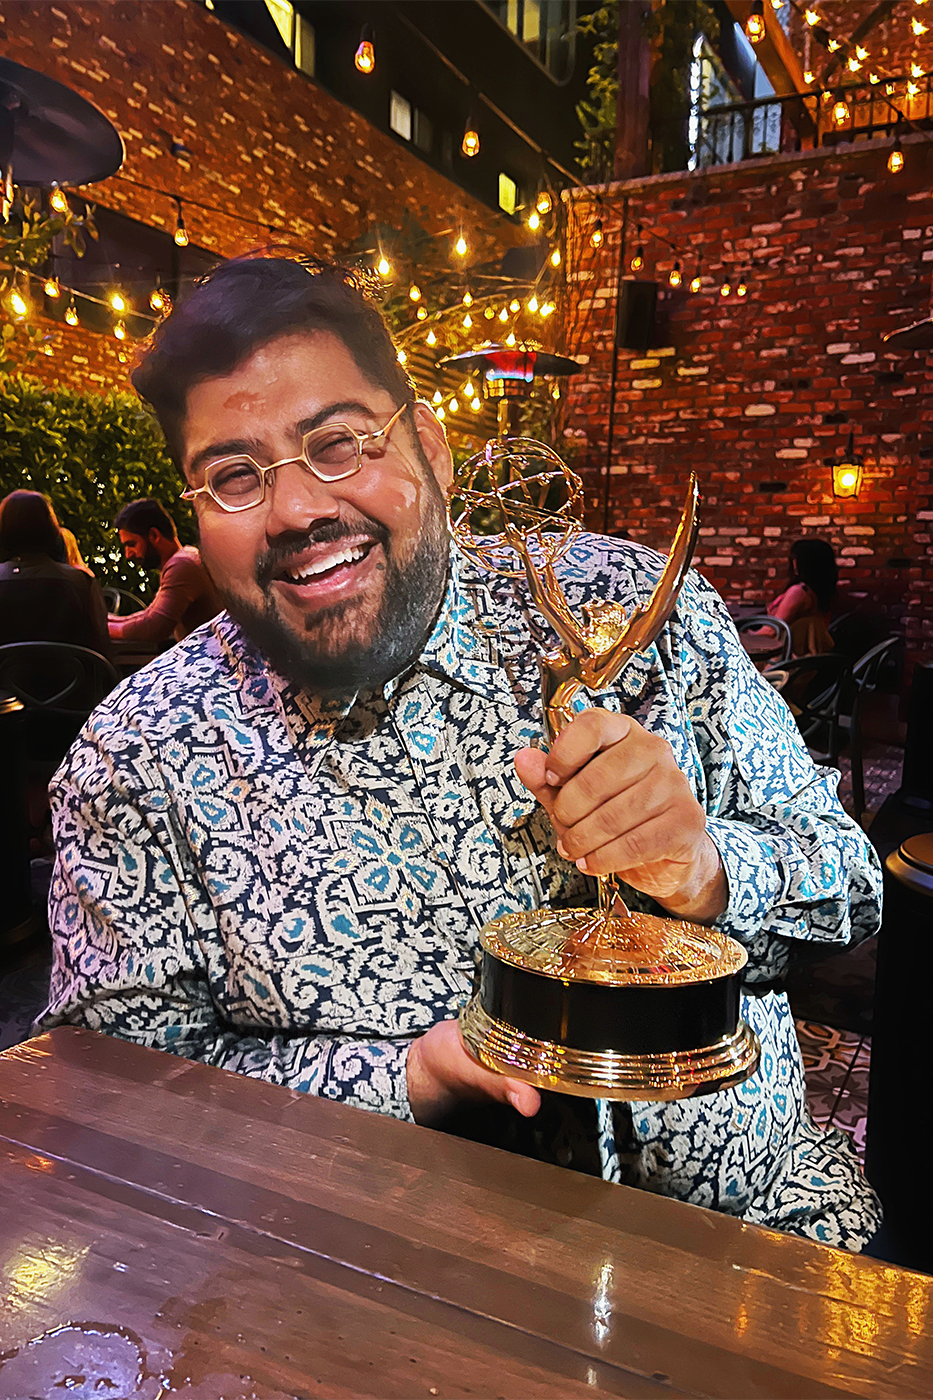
[461,994,761,1101]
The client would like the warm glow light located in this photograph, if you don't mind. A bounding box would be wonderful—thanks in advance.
[149,287,166,311]
[509,298,520,313]
[720,280,732,297]
[426,329,437,346]
[64,299,79,326]
[436,405,445,420]
[912,61,924,77]
[630,248,644,272]
[377,256,391,277]
[737,278,749,297]
[44,277,60,298]
[746,14,765,43]
[397,348,407,364]
[912,15,928,34]
[355,28,375,74]
[889,142,905,173]
[462,290,473,306]
[49,186,68,213]
[550,248,561,267]
[110,290,127,313]
[833,464,862,497]
[432,390,442,404]
[471,397,481,411]
[449,398,459,413]
[484,306,495,319]
[590,221,604,248]
[43,343,53,356]
[690,273,702,293]
[505,331,516,346]
[498,306,508,322]
[114,319,127,341]
[416,305,427,320]
[669,262,682,288]
[409,284,421,301]
[908,80,920,95]
[527,210,541,232]
[8,288,28,318]
[536,190,552,215]
[856,45,868,59]
[827,38,840,52]
[463,380,474,396]
[540,302,554,317]
[847,56,862,72]
[804,70,815,85]
[454,235,468,257]
[174,223,189,248]
[461,126,480,158]
[528,295,539,313]
[869,72,881,84]
[805,7,819,23]
[463,312,472,328]
[832,97,850,127]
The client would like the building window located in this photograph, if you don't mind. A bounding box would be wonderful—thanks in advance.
[294,15,315,76]
[389,92,413,141]
[481,0,577,81]
[413,109,433,154]
[498,172,517,215]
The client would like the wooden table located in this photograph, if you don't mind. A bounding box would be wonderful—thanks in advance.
[1,1029,931,1399]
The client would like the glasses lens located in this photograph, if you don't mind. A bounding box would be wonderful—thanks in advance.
[303,425,362,480]
[208,458,264,508]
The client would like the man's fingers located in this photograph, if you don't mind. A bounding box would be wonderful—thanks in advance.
[544,710,632,786]
[514,747,560,820]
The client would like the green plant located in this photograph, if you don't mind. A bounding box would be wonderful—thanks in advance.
[646,1,719,174]
[0,373,191,594]
[1,193,96,371]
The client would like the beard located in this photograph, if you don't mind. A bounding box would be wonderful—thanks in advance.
[216,486,451,698]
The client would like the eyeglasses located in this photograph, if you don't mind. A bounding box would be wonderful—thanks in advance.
[180,402,409,513]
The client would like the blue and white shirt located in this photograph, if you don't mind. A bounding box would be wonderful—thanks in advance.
[40,535,883,1250]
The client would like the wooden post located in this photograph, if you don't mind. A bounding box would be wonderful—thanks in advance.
[614,0,652,180]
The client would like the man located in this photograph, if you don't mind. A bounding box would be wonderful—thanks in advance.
[108,498,221,643]
[42,256,883,1251]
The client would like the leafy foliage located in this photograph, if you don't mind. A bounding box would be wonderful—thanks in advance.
[1,192,96,372]
[575,3,622,185]
[0,373,192,594]
[646,1,719,174]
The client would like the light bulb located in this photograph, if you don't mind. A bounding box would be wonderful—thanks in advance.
[355,28,375,73]
[507,299,519,313]
[889,142,905,173]
[737,278,749,297]
[839,469,857,490]
[484,306,495,319]
[174,221,189,248]
[110,290,127,313]
[409,284,421,301]
[463,312,472,328]
[42,343,54,356]
[847,56,862,72]
[720,280,732,297]
[630,248,644,272]
[527,211,541,232]
[828,38,840,52]
[832,97,849,127]
[908,81,920,95]
[471,397,481,412]
[416,306,427,320]
[540,302,554,317]
[550,382,561,400]
[44,276,60,298]
[454,236,468,257]
[856,45,868,59]
[432,390,442,404]
[804,70,815,85]
[590,221,604,248]
[64,298,79,326]
[436,406,445,420]
[745,11,765,43]
[498,307,508,322]
[869,73,881,84]
[149,287,165,311]
[669,262,682,288]
[461,126,480,158]
[8,288,28,318]
[49,186,68,213]
[114,319,127,341]
[527,296,539,313]
[912,62,924,77]
[805,7,819,22]
[462,290,473,307]
[690,273,702,293]
[397,348,407,364]
[426,329,437,346]
[550,248,561,267]
[536,190,552,215]
[377,256,391,277]
[449,398,459,413]
[912,15,928,33]
[505,331,516,346]
[463,380,474,396]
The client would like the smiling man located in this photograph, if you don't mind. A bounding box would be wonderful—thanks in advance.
[42,256,884,1252]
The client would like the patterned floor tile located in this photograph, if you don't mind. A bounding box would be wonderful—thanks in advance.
[796,1019,869,1162]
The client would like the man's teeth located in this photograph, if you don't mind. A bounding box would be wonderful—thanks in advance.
[285,544,367,582]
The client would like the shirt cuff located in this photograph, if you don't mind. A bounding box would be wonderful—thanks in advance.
[705,816,809,947]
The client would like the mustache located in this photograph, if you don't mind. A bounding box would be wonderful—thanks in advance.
[256,516,390,590]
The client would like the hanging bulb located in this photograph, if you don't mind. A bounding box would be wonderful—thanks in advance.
[689,270,702,293]
[509,298,520,313]
[630,245,645,272]
[355,24,375,74]
[737,274,749,297]
[462,290,473,306]
[471,396,482,412]
[149,286,166,312]
[590,220,604,248]
[888,135,905,173]
[484,306,495,319]
[527,295,539,313]
[498,306,509,322]
[42,343,54,357]
[426,329,437,346]
[804,6,819,22]
[856,45,868,60]
[449,398,459,414]
[397,348,407,364]
[832,93,849,128]
[550,248,561,267]
[803,69,815,85]
[669,261,682,288]
[540,303,554,317]
[454,235,468,257]
[720,278,732,297]
[377,256,391,277]
[64,296,79,326]
[869,72,881,84]
[536,190,553,216]
[527,210,541,232]
[432,389,442,404]
[110,289,127,313]
[409,284,422,302]
[7,286,29,319]
[463,312,472,329]
[550,381,561,400]
[911,61,924,77]
[745,0,765,44]
[416,305,427,320]
[912,15,928,34]
[827,38,840,52]
[174,200,189,247]
[847,55,862,73]
[908,80,920,96]
[436,405,446,421]
[505,331,516,346]
[49,186,68,213]
[114,319,127,341]
[463,380,475,396]
[44,276,60,298]
[461,117,480,158]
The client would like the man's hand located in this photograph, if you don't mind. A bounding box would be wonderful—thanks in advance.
[406,1019,541,1127]
[514,709,727,925]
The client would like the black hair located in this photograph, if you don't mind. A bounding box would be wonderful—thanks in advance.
[114,498,177,540]
[131,255,415,464]
[0,490,67,562]
[789,537,838,612]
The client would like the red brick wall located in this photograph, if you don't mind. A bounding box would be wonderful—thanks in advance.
[0,0,520,394]
[562,139,933,671]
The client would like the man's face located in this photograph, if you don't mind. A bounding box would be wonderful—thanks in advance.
[119,529,161,571]
[180,331,453,695]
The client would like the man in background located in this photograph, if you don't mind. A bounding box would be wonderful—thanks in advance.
[108,498,221,644]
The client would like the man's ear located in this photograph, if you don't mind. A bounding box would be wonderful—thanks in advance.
[411,400,454,494]
[148,527,162,545]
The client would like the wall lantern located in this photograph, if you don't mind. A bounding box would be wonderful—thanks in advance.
[831,431,865,498]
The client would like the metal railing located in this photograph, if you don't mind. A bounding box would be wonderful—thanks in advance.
[692,69,933,168]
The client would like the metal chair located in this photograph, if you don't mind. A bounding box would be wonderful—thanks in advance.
[102,586,146,615]
[736,614,793,665]
[763,653,852,766]
[843,637,901,823]
[0,642,119,765]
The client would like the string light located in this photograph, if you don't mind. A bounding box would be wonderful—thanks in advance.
[463,312,472,328]
[540,302,554,317]
[484,306,495,319]
[745,0,765,44]
[720,277,732,297]
[869,72,881,84]
[856,45,868,60]
[505,331,516,346]
[355,24,375,74]
[173,199,189,247]
[149,285,166,311]
[6,285,29,319]
[471,396,482,412]
[847,55,862,72]
[432,390,442,404]
[463,380,475,396]
[436,405,445,420]
[426,328,437,346]
[110,289,127,313]
[377,255,391,277]
[590,219,604,249]
[527,210,541,232]
[509,298,520,313]
[396,348,407,364]
[550,248,561,267]
[827,38,840,52]
[805,7,819,23]
[449,398,459,413]
[461,116,480,158]
[912,15,928,34]
[43,276,60,298]
[42,343,54,356]
[454,235,468,257]
[550,382,561,400]
[911,61,924,77]
[416,306,427,320]
[527,295,539,313]
[908,80,920,96]
[804,70,815,85]
[114,319,127,341]
[498,307,508,322]
[630,245,645,272]
[536,190,552,215]
[409,284,421,302]
[64,296,79,326]
[889,134,905,173]
[669,261,682,288]
[49,186,68,213]
[832,92,849,128]
[690,268,702,293]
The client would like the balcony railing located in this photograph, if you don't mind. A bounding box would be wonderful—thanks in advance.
[691,70,932,168]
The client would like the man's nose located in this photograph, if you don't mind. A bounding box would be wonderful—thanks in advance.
[263,457,341,533]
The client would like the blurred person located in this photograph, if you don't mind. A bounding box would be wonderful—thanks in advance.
[768,538,837,656]
[108,498,221,644]
[61,525,94,576]
[0,490,110,656]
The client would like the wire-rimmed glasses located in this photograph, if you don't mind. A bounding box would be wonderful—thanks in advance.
[180,402,409,513]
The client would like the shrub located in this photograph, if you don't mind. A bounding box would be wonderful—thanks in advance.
[0,373,193,595]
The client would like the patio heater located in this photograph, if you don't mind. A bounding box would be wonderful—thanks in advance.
[436,343,583,435]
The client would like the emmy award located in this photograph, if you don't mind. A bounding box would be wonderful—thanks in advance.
[449,439,760,1101]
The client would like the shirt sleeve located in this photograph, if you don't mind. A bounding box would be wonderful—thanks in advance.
[109,554,199,644]
[672,572,882,983]
[38,705,414,1120]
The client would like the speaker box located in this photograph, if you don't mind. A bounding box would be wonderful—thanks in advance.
[616,279,658,353]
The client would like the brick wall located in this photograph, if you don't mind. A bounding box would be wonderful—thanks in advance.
[562,138,933,670]
[0,0,521,394]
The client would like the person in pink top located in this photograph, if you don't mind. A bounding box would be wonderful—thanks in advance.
[109,499,222,644]
[768,538,837,656]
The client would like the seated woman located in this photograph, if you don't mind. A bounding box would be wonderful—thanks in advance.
[0,491,110,656]
[768,538,837,656]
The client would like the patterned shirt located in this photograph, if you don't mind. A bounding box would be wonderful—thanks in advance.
[41,535,883,1250]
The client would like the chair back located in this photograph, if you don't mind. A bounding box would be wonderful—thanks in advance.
[0,642,120,765]
[736,615,793,664]
[764,652,852,764]
[851,636,900,694]
[102,586,146,616]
